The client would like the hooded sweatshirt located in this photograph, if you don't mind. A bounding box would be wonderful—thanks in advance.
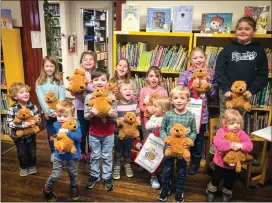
[215,39,268,95]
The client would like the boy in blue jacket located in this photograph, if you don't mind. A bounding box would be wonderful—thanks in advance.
[43,100,82,201]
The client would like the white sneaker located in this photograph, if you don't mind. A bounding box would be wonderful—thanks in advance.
[50,153,54,163]
[150,176,160,189]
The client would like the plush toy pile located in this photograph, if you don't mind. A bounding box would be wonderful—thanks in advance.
[118,112,141,140]
[108,82,121,100]
[226,80,251,112]
[191,67,211,95]
[66,69,89,94]
[44,92,59,120]
[164,123,194,161]
[13,108,40,137]
[143,93,160,118]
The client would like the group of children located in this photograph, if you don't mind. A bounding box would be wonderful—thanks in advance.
[6,16,268,202]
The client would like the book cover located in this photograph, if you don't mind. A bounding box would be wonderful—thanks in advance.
[121,4,140,31]
[146,7,171,32]
[244,6,270,34]
[1,9,13,28]
[173,5,194,32]
[201,13,233,34]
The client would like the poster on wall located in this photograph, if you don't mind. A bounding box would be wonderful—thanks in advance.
[201,13,233,34]
[173,5,194,32]
[1,9,13,28]
[146,7,171,32]
[121,4,140,31]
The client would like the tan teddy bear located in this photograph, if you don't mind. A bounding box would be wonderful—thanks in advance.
[108,82,121,100]
[144,93,160,118]
[226,80,251,112]
[118,112,141,140]
[222,132,247,172]
[13,108,40,137]
[191,67,211,95]
[164,123,194,161]
[66,69,89,94]
[52,118,78,154]
[44,92,59,120]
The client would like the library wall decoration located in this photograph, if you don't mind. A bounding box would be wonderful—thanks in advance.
[146,7,171,32]
[173,5,194,32]
[122,4,140,31]
[1,9,13,28]
[201,13,233,34]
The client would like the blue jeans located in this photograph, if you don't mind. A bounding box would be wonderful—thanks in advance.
[162,157,187,193]
[89,134,114,180]
[45,117,57,153]
[113,135,133,166]
[191,124,207,159]
[77,110,90,154]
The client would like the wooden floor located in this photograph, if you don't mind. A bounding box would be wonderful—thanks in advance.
[1,131,272,202]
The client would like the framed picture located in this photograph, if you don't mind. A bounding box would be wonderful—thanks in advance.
[146,7,171,32]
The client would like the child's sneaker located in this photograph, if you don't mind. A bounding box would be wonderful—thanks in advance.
[158,189,170,202]
[85,176,100,189]
[150,176,160,189]
[103,178,114,191]
[28,166,37,175]
[70,185,80,201]
[209,144,215,155]
[112,165,121,180]
[43,186,57,202]
[20,168,28,177]
[124,164,134,178]
[175,192,184,202]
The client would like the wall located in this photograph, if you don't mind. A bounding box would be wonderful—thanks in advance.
[127,1,272,31]
[2,1,23,27]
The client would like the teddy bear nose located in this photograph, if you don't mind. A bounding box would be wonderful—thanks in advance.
[239,88,243,91]
[176,129,179,132]
[22,114,25,117]
[130,118,132,121]
[80,86,84,89]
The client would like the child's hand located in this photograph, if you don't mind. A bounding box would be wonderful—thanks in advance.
[56,133,65,139]
[89,107,98,116]
[184,143,190,149]
[231,142,243,151]
[108,108,117,118]
[224,91,232,98]
[24,122,32,127]
[29,120,36,127]
[243,91,252,99]
[146,106,155,115]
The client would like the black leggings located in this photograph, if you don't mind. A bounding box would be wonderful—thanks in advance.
[211,165,236,190]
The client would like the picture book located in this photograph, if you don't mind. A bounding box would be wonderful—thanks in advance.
[173,5,194,32]
[1,9,13,28]
[244,6,270,34]
[201,13,233,34]
[121,4,140,31]
[146,7,171,32]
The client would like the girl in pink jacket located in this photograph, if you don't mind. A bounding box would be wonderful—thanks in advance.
[206,109,253,202]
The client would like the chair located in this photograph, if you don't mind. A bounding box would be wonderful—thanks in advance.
[204,118,253,188]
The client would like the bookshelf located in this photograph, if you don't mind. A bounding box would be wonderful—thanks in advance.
[1,28,25,142]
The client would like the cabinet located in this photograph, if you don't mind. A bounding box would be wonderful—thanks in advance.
[1,28,25,141]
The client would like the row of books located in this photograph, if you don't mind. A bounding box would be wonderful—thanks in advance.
[1,69,6,86]
[265,48,272,77]
[1,92,8,110]
[117,42,189,72]
[1,117,11,136]
[251,82,272,108]
[244,111,269,135]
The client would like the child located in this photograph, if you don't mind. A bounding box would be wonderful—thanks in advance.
[177,47,217,175]
[84,68,117,191]
[139,66,168,139]
[6,82,40,177]
[112,82,141,180]
[110,58,139,99]
[36,56,65,162]
[74,51,96,163]
[145,96,172,189]
[206,109,253,202]
[158,86,197,202]
[43,100,82,202]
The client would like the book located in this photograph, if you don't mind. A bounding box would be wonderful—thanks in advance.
[121,4,140,31]
[172,5,194,32]
[201,13,233,34]
[244,6,270,34]
[251,126,272,141]
[1,9,13,28]
[146,7,171,32]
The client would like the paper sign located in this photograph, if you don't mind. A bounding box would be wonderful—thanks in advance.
[31,31,42,48]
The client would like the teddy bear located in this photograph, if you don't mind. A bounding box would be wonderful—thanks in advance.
[143,93,160,118]
[66,69,89,94]
[226,80,252,112]
[13,108,40,137]
[44,92,59,120]
[118,112,141,140]
[87,88,114,119]
[164,123,194,161]
[222,132,247,172]
[191,67,211,95]
[51,118,78,154]
[107,82,121,100]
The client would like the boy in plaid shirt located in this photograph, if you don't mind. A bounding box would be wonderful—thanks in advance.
[6,82,40,177]
[158,86,197,202]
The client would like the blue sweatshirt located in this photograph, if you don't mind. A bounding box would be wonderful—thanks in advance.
[53,120,82,160]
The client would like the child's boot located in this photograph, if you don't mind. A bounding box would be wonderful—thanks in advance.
[43,186,57,202]
[222,188,232,202]
[206,182,217,202]
[70,185,80,201]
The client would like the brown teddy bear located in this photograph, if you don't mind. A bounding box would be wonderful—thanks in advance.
[164,123,194,161]
[118,112,141,140]
[87,88,114,118]
[143,93,160,118]
[52,118,78,154]
[44,92,59,120]
[108,82,121,100]
[13,108,40,137]
[222,132,247,172]
[66,69,89,94]
[226,80,251,112]
[191,67,211,95]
